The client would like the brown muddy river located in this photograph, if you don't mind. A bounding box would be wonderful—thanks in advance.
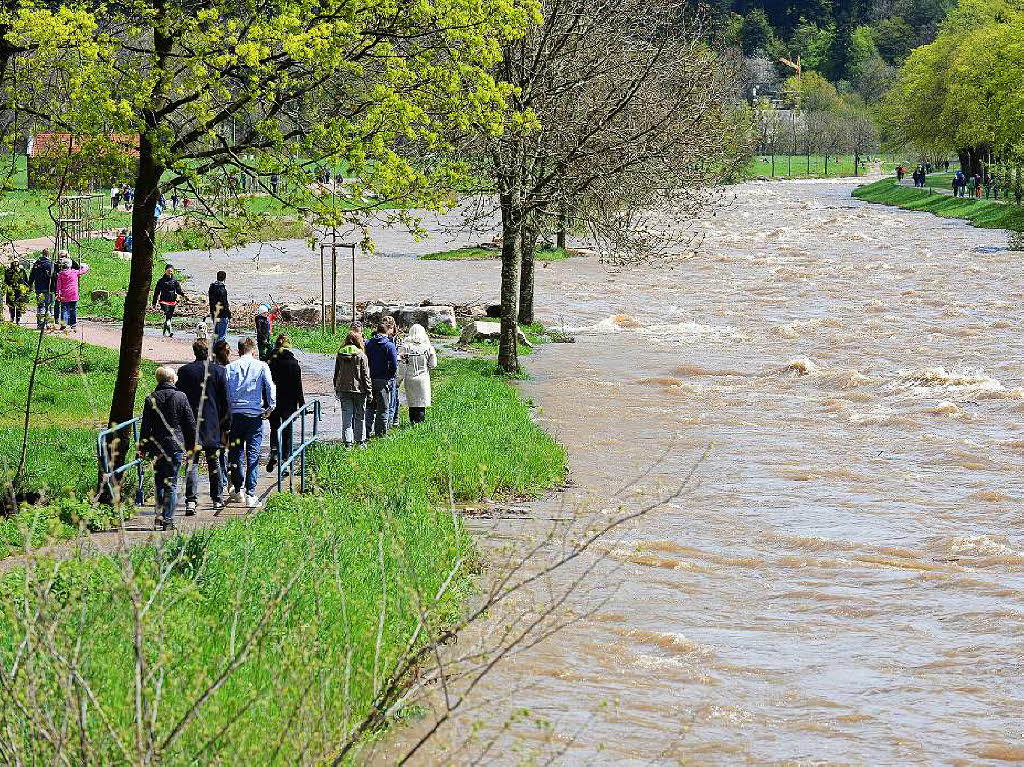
[174,180,1023,764]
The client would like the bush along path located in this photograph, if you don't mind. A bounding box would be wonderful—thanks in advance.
[0,334,567,762]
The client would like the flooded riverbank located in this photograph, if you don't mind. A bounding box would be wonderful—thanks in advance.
[174,180,1022,764]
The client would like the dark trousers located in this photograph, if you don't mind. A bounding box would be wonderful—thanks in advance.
[159,302,176,334]
[409,406,426,424]
[268,414,294,464]
[185,446,224,504]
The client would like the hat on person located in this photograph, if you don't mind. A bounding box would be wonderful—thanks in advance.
[60,257,72,269]
[258,303,270,314]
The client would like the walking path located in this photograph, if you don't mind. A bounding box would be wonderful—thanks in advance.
[2,312,345,571]
[899,177,1013,203]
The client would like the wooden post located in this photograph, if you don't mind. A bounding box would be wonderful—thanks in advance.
[320,243,326,334]
[330,227,338,335]
[350,243,356,330]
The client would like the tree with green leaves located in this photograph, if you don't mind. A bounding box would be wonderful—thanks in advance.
[1,0,537,474]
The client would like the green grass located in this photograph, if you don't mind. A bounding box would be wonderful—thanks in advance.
[0,353,567,762]
[745,154,889,179]
[420,246,570,262]
[852,178,1024,231]
[0,324,155,501]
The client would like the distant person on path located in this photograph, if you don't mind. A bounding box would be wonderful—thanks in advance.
[896,165,905,183]
[29,248,56,329]
[365,322,399,437]
[225,336,276,509]
[254,302,281,361]
[398,324,437,425]
[138,366,196,531]
[385,316,401,428]
[55,254,89,331]
[152,265,186,337]
[333,330,372,448]
[266,334,305,475]
[208,270,231,343]
[967,174,977,198]
[115,228,128,252]
[171,191,178,210]
[110,185,120,210]
[975,174,983,199]
[4,257,29,324]
[176,339,229,516]
[213,339,233,485]
[270,174,280,195]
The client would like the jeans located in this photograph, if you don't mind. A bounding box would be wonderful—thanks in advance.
[36,293,52,328]
[214,317,229,344]
[339,392,366,445]
[390,378,400,426]
[369,378,394,437]
[61,300,77,328]
[185,446,223,504]
[229,413,264,496]
[154,451,184,525]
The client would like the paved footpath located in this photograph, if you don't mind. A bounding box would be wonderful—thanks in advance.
[2,313,345,571]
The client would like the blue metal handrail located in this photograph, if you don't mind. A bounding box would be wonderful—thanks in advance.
[97,416,146,506]
[277,400,321,493]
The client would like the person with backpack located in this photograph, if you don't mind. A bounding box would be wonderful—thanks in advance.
[29,249,56,329]
[397,324,438,425]
[4,257,29,325]
[266,334,305,474]
[254,303,281,361]
[138,366,196,531]
[208,270,231,343]
[152,265,186,337]
[55,253,89,331]
[365,322,399,437]
[333,330,372,448]
[176,339,229,515]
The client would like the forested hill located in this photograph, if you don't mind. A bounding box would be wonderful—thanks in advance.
[710,0,955,100]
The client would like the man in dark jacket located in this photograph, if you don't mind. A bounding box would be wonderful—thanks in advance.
[365,323,399,437]
[266,334,305,474]
[208,270,231,343]
[139,366,196,530]
[176,340,229,515]
[152,265,186,337]
[28,249,56,329]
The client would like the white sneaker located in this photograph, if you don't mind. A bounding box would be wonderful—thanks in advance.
[185,501,197,516]
[245,494,262,510]
[227,488,243,503]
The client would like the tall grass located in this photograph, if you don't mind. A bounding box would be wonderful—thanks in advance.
[853,178,1024,231]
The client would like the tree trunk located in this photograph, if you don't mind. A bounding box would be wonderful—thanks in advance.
[556,206,567,250]
[103,132,163,485]
[497,192,522,374]
[517,225,538,326]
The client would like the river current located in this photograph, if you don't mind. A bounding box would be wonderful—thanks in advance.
[173,180,1023,764]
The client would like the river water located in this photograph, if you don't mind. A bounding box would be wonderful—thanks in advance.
[173,181,1023,764]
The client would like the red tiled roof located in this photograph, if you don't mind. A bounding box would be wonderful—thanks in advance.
[30,133,139,158]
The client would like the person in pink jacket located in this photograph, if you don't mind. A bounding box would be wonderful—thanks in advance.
[55,253,89,331]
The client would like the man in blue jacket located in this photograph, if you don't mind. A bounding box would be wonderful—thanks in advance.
[365,323,399,437]
[176,339,229,515]
[225,336,276,509]
[28,249,56,329]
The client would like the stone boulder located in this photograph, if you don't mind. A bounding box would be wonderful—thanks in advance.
[90,289,110,303]
[360,303,402,327]
[280,304,322,324]
[395,305,456,331]
[459,320,532,348]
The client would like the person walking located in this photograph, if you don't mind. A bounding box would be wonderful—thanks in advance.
[333,330,372,448]
[152,265,186,337]
[138,366,196,531]
[176,339,229,515]
[365,322,399,437]
[110,185,120,210]
[4,257,29,324]
[208,270,231,343]
[55,254,89,331]
[225,337,276,509]
[266,334,305,475]
[212,339,233,486]
[29,249,56,329]
[397,324,437,425]
[967,174,977,199]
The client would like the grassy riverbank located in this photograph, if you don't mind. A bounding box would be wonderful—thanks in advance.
[852,178,1024,231]
[420,245,569,262]
[0,343,567,760]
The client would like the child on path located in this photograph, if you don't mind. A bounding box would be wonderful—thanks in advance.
[255,302,281,361]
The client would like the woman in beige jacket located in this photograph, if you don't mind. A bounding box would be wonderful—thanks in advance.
[397,324,437,424]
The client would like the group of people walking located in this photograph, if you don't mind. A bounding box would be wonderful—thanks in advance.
[2,248,91,331]
[137,268,437,529]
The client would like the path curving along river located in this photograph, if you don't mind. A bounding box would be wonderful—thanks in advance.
[173,180,1021,763]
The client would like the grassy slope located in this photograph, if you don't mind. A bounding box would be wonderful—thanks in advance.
[420,246,569,262]
[0,356,567,762]
[852,178,1024,231]
[0,324,155,501]
[744,154,894,180]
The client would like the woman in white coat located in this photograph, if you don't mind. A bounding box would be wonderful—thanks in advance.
[398,324,437,424]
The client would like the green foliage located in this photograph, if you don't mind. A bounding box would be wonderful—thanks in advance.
[0,499,126,559]
[853,178,1024,231]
